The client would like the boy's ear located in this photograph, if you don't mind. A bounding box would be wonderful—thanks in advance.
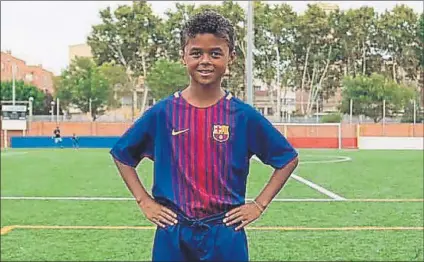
[180,50,186,66]
[229,50,236,65]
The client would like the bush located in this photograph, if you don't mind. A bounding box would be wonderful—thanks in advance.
[320,113,342,123]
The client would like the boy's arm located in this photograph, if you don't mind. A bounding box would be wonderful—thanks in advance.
[224,108,299,230]
[113,158,178,228]
[224,157,298,230]
[254,157,298,208]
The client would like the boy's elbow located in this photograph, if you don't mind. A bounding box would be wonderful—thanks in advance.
[289,155,299,170]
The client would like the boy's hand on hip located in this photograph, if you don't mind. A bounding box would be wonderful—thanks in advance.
[223,203,263,231]
[138,198,178,228]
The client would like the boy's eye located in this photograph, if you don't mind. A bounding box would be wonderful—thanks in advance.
[211,51,222,58]
[190,51,201,57]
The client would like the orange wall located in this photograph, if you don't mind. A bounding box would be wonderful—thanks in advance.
[1,122,423,149]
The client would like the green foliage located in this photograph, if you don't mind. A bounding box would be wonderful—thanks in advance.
[0,81,49,114]
[340,74,416,122]
[56,57,112,121]
[378,5,419,81]
[146,59,189,100]
[417,13,424,68]
[320,113,342,123]
[98,62,129,108]
[83,1,421,114]
[87,2,162,75]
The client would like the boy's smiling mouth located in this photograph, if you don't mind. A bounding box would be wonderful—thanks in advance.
[197,69,214,76]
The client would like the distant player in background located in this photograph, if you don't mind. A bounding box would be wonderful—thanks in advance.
[52,126,63,149]
[71,133,79,149]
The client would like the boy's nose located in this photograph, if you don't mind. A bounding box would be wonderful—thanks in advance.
[200,54,212,64]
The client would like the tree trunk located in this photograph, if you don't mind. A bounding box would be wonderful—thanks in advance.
[346,56,350,76]
[306,63,317,115]
[362,40,366,75]
[140,49,149,114]
[392,58,397,83]
[267,83,276,116]
[281,86,288,121]
[276,85,281,122]
[313,46,332,105]
[353,58,357,77]
[300,45,311,115]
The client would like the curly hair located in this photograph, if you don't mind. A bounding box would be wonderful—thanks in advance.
[180,10,236,53]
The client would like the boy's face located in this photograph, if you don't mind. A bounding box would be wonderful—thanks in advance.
[182,33,235,87]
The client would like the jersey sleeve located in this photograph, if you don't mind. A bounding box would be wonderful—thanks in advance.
[247,109,298,169]
[110,107,156,167]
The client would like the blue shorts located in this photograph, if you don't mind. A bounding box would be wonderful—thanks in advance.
[152,200,248,261]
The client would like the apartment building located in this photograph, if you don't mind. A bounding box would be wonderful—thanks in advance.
[0,50,54,94]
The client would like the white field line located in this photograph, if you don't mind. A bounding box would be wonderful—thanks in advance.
[0,155,354,202]
[1,196,328,201]
[1,196,423,202]
[290,175,346,200]
[2,155,351,202]
[2,225,423,236]
[253,155,348,200]
[1,152,28,157]
[298,155,352,164]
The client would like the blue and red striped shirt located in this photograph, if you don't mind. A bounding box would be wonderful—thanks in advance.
[110,91,297,218]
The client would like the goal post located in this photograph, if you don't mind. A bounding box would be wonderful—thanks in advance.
[273,123,342,149]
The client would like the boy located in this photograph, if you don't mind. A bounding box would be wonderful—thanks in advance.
[71,133,79,149]
[110,11,298,261]
[52,126,63,149]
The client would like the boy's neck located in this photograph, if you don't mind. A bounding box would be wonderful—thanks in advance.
[182,83,225,108]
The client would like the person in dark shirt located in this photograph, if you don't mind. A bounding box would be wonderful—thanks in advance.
[53,126,63,148]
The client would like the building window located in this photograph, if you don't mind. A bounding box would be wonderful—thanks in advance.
[267,107,274,116]
[254,85,261,91]
[257,107,264,115]
[25,73,33,82]
[121,95,132,106]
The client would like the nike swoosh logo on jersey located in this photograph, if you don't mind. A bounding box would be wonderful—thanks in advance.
[172,128,189,136]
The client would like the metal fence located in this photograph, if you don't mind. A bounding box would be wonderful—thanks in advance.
[28,98,422,124]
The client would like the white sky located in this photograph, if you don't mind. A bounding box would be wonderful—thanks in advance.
[1,1,422,75]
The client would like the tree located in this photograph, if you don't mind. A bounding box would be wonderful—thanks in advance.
[98,62,130,108]
[214,1,247,98]
[340,73,415,122]
[417,13,424,68]
[162,3,196,61]
[0,81,48,114]
[56,57,112,121]
[378,5,419,83]
[294,4,335,115]
[87,1,164,115]
[146,59,189,100]
[254,2,297,118]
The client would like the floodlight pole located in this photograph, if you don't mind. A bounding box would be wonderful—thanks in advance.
[246,1,254,106]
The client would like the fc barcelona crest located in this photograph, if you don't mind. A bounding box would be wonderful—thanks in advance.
[213,124,230,142]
